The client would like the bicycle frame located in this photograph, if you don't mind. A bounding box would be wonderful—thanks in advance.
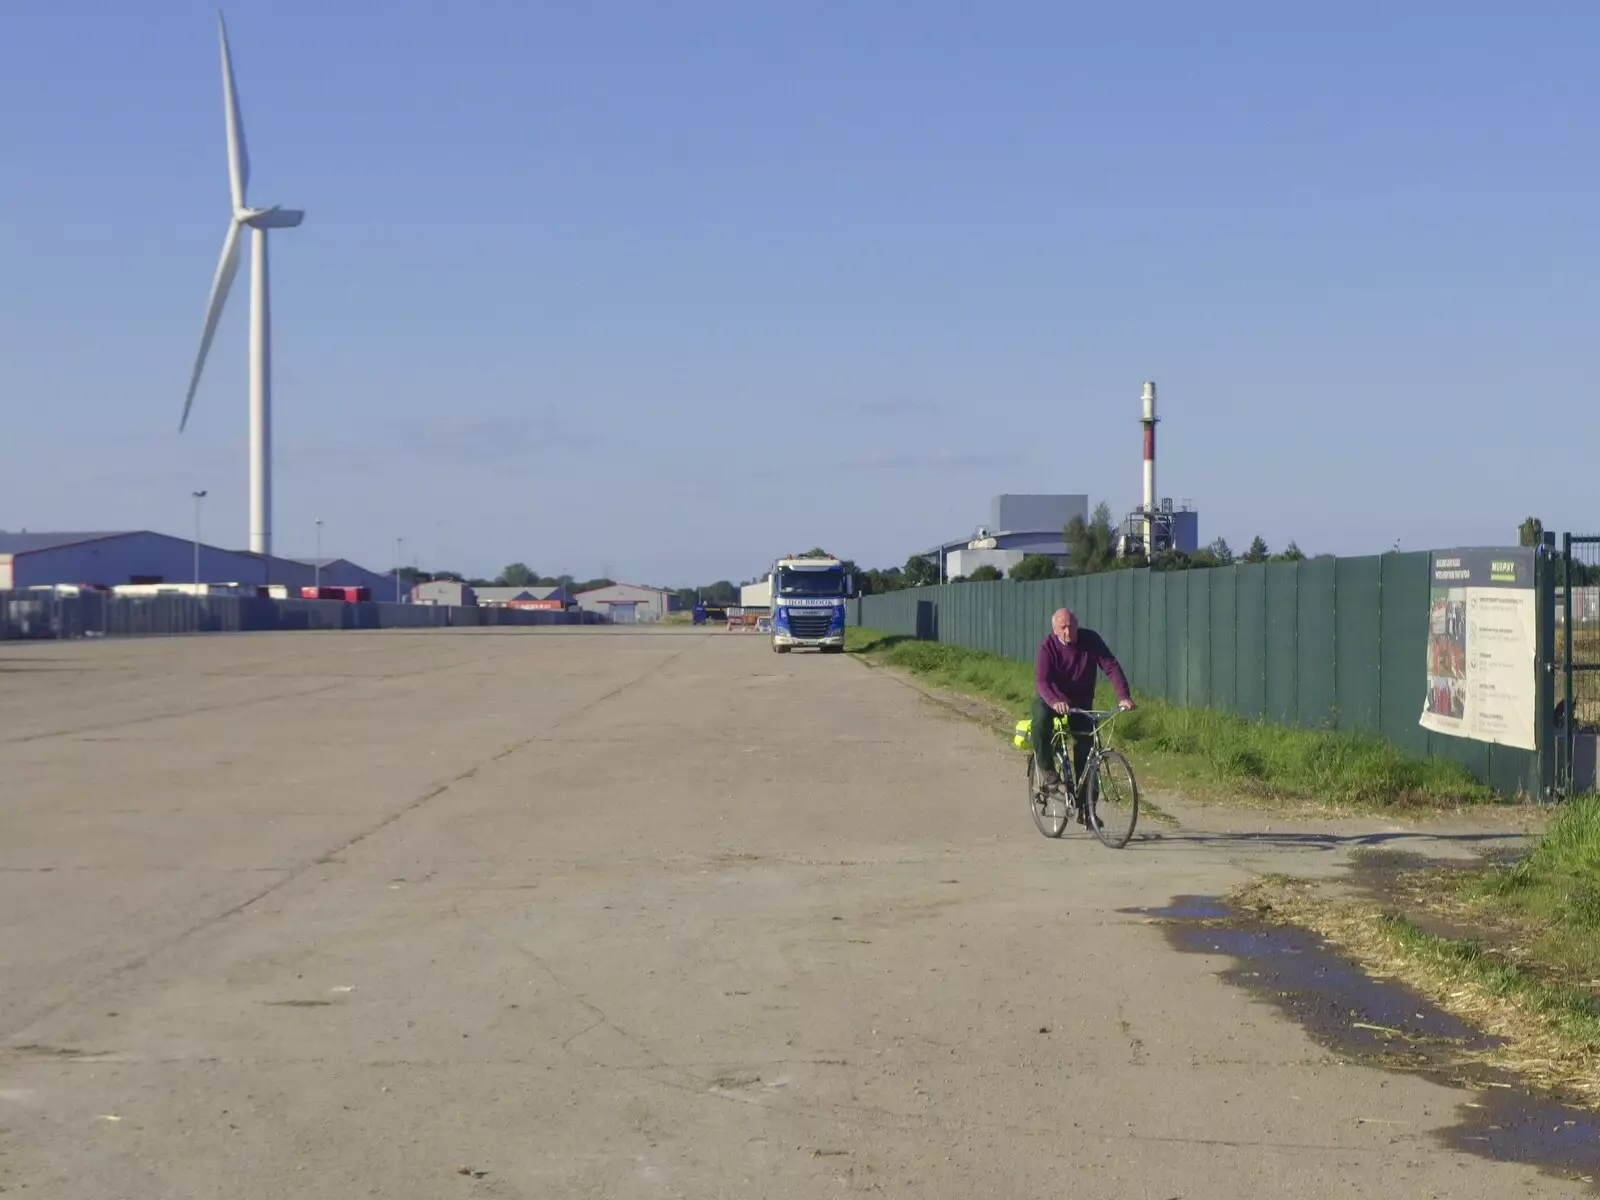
[1047,708,1123,787]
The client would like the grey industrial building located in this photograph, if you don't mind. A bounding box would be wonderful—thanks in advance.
[919,492,1200,581]
[920,494,1088,580]
[574,583,680,623]
[0,531,398,596]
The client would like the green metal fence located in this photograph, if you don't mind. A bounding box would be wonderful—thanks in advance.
[851,551,1554,798]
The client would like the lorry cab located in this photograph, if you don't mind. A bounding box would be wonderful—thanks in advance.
[767,555,851,653]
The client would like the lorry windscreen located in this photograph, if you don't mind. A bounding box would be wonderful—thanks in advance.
[777,569,843,596]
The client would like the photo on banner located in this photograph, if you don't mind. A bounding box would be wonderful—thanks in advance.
[1419,547,1537,751]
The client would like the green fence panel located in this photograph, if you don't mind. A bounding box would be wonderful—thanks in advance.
[1130,571,1151,694]
[1333,556,1382,732]
[1208,568,1237,713]
[1235,564,1268,720]
[1265,562,1300,726]
[1165,571,1189,706]
[1148,572,1169,700]
[1115,571,1136,688]
[1297,557,1338,729]
[1187,569,1212,710]
[1378,552,1430,758]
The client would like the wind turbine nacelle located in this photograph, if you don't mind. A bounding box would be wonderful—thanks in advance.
[243,206,306,229]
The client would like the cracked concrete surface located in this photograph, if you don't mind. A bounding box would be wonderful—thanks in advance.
[0,628,1575,1197]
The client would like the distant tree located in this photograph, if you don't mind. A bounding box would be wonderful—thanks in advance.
[1270,541,1305,562]
[429,570,466,583]
[861,567,905,595]
[496,563,538,587]
[1187,548,1219,569]
[903,555,939,587]
[700,580,739,605]
[967,565,1004,581]
[397,566,429,584]
[1065,502,1118,576]
[1520,517,1545,548]
[1206,537,1235,566]
[1009,554,1060,581]
[1242,536,1269,563]
[573,578,616,593]
[1151,548,1192,572]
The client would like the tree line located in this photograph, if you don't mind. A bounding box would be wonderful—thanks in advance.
[840,503,1307,593]
[395,562,746,611]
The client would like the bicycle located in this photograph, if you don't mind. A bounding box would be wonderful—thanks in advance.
[1018,708,1140,848]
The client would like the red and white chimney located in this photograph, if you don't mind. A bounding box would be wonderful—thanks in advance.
[1140,381,1158,547]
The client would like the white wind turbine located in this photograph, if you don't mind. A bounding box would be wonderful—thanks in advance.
[180,11,304,558]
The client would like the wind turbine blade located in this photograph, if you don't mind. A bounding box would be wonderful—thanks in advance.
[217,11,250,210]
[181,219,243,432]
[248,207,305,229]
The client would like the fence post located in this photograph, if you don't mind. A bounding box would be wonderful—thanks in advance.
[1562,532,1574,796]
[1538,535,1558,800]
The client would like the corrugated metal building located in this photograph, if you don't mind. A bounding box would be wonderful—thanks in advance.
[0,531,396,595]
[413,580,478,607]
[574,583,679,623]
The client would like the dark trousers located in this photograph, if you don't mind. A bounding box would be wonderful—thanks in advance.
[1031,695,1093,791]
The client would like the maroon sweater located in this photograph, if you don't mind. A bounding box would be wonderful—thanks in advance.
[1035,629,1131,711]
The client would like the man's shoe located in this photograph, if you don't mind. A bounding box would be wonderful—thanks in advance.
[1037,769,1062,793]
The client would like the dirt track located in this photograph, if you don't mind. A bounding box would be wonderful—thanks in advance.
[0,628,1577,1197]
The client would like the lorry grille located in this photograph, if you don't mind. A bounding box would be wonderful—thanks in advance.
[786,609,835,638]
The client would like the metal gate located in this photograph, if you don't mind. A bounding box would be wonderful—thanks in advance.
[1559,534,1600,793]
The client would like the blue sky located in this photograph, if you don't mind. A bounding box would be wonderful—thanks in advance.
[2,1,1594,585]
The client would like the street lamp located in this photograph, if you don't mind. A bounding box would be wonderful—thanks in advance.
[191,490,208,587]
[315,518,323,590]
[396,536,404,602]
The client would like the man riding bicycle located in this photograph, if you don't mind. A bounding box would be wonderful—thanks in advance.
[1033,608,1134,794]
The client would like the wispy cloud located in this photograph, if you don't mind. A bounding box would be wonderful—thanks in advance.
[859,399,940,417]
[842,449,1020,471]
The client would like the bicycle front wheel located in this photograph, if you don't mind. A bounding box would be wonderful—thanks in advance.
[1027,753,1069,838]
[1087,749,1139,848]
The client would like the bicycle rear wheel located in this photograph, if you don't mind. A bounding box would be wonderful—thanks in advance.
[1027,753,1069,838]
[1086,749,1139,848]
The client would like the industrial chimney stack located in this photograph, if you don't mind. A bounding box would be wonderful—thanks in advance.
[1140,381,1158,549]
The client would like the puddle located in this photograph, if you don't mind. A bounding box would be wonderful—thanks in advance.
[1136,894,1600,1188]
[1120,897,1231,921]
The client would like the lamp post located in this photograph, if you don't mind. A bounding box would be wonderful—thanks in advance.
[315,518,323,590]
[191,490,208,587]
[396,536,404,602]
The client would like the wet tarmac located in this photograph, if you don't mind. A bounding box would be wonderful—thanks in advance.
[1128,892,1600,1189]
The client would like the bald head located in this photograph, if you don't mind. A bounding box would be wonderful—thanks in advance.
[1051,608,1078,645]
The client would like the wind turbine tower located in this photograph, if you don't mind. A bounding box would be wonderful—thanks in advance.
[180,11,304,558]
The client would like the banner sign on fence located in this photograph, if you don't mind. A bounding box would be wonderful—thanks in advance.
[1419,547,1537,751]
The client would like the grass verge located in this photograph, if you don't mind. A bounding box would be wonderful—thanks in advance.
[846,627,1495,812]
[1230,872,1600,1105]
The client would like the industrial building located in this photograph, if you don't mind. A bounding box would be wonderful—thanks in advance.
[411,582,575,608]
[472,586,575,609]
[919,494,1088,581]
[412,580,477,607]
[0,530,398,596]
[574,583,680,624]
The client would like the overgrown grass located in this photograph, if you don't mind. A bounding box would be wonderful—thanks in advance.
[1470,795,1600,984]
[847,627,1493,810]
